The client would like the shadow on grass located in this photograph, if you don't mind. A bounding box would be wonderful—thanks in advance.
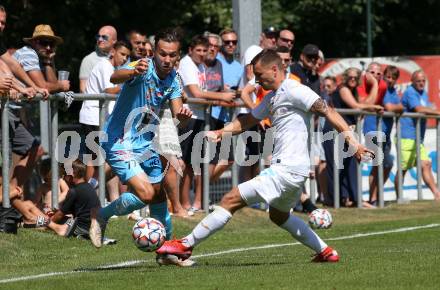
[200,261,291,267]
[73,259,290,272]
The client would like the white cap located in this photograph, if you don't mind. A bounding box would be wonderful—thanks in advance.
[243,45,263,66]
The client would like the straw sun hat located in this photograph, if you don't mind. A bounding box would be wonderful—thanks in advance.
[23,24,63,45]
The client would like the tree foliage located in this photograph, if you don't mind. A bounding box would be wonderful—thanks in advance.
[1,0,439,94]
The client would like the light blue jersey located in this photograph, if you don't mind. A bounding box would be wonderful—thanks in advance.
[104,58,182,150]
[102,58,182,183]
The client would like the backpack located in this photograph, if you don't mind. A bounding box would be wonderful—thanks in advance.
[0,206,21,234]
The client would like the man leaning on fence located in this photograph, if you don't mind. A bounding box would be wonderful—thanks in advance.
[0,6,49,207]
[0,6,48,96]
[363,65,404,206]
[178,35,235,213]
[394,70,440,200]
[13,24,70,93]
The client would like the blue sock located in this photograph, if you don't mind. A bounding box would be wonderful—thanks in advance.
[99,192,146,221]
[149,201,172,240]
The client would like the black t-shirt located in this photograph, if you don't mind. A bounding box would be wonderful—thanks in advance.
[323,87,357,133]
[60,182,100,229]
[289,62,321,95]
[0,34,8,56]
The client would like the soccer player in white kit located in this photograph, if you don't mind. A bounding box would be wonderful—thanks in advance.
[157,49,374,262]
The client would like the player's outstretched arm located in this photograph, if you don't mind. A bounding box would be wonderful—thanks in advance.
[207,113,260,143]
[110,59,148,84]
[310,98,374,162]
[169,98,192,128]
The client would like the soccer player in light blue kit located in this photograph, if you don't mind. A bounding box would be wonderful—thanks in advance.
[89,28,193,266]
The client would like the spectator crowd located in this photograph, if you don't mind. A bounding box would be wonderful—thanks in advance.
[1,2,439,237]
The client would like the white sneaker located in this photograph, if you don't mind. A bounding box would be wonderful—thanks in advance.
[103,237,117,245]
[89,208,107,248]
[156,254,196,267]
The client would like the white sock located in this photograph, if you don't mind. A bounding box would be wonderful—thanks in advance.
[183,207,232,247]
[280,214,327,253]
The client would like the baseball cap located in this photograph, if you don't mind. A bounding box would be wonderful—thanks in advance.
[263,26,278,37]
[302,44,320,56]
[243,45,263,66]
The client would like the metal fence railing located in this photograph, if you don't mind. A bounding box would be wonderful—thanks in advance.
[2,94,439,212]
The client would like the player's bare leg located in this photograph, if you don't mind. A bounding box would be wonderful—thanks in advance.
[90,172,158,248]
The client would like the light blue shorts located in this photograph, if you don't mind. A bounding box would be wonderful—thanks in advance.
[102,140,163,184]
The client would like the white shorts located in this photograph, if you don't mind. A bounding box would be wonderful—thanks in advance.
[238,165,306,212]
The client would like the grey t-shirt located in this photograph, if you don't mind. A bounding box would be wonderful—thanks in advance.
[205,59,224,92]
[79,50,108,80]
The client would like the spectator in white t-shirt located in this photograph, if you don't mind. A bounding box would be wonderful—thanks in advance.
[79,40,131,202]
[178,35,235,213]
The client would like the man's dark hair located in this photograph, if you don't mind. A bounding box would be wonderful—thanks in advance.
[0,5,5,12]
[276,46,290,53]
[154,28,181,46]
[114,40,132,51]
[125,29,146,41]
[41,158,67,179]
[251,49,283,70]
[324,75,337,83]
[384,65,400,80]
[39,158,52,178]
[189,35,209,49]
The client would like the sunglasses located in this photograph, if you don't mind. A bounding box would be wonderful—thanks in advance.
[279,37,294,44]
[223,40,237,46]
[348,76,359,80]
[95,34,110,42]
[37,39,55,47]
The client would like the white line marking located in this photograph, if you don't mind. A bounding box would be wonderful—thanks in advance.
[0,223,438,284]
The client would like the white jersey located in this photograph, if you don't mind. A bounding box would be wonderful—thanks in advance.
[251,78,319,176]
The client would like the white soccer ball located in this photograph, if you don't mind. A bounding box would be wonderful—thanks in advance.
[308,209,333,229]
[132,218,166,252]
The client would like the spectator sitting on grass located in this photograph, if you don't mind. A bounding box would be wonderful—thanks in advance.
[50,159,101,239]
[0,174,75,236]
[51,159,115,244]
[35,157,69,215]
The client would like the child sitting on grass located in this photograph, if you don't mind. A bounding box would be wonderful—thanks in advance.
[51,159,115,244]
[35,157,69,215]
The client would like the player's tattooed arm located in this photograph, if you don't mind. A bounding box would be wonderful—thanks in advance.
[310,98,328,117]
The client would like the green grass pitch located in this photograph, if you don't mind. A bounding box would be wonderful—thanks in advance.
[1,201,439,290]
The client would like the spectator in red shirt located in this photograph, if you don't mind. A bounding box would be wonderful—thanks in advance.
[357,62,387,105]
